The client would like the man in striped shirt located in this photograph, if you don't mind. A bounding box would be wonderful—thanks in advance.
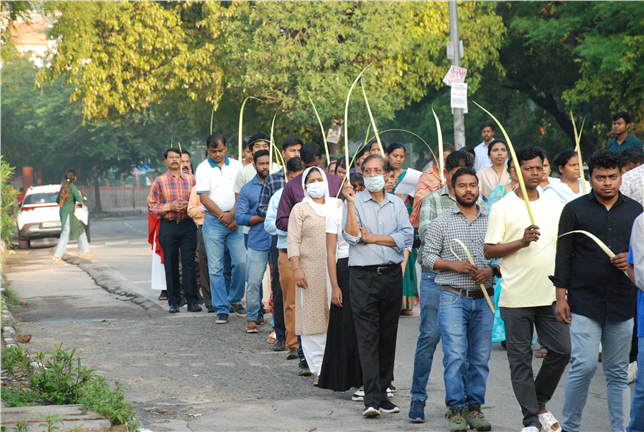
[147,148,201,314]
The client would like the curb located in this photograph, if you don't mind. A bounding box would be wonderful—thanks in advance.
[1,286,20,349]
[65,257,159,312]
[90,209,146,219]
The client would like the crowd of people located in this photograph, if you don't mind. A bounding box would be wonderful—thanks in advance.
[138,110,644,432]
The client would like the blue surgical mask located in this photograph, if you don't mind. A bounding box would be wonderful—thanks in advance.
[363,175,385,192]
[306,182,326,198]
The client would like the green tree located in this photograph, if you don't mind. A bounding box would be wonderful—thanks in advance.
[2,56,200,212]
[37,1,505,144]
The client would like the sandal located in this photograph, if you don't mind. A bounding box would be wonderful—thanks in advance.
[78,253,94,258]
[267,329,277,344]
[158,290,169,301]
[313,377,319,386]
[51,257,66,264]
[246,319,259,333]
[538,411,562,432]
[535,347,548,358]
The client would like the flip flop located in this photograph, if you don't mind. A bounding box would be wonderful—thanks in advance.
[535,347,548,358]
[51,257,66,264]
[538,411,562,432]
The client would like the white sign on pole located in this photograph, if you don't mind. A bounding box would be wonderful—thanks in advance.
[447,41,464,60]
[451,83,468,113]
[442,66,467,86]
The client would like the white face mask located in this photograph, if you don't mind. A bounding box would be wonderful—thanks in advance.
[306,181,326,198]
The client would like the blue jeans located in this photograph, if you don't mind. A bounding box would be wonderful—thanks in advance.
[410,271,442,403]
[245,248,269,320]
[203,213,247,316]
[629,337,644,432]
[439,290,494,408]
[562,314,633,432]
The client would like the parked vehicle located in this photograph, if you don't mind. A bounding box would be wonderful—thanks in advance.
[17,185,90,249]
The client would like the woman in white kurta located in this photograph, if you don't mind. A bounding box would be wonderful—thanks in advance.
[288,167,342,382]
[477,139,511,201]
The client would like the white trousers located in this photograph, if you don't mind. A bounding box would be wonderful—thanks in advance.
[53,218,89,258]
[301,332,327,377]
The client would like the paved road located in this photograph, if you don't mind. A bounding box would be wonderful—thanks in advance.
[7,215,623,431]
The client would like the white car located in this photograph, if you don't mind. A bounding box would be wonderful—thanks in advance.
[17,184,90,249]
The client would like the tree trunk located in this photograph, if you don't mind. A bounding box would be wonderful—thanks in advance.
[93,165,102,213]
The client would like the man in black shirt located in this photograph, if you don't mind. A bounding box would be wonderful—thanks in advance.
[553,150,643,432]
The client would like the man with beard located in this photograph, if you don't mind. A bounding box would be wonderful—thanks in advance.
[235,150,273,333]
[423,167,497,432]
[553,150,642,432]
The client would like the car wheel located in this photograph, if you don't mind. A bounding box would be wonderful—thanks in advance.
[19,238,30,249]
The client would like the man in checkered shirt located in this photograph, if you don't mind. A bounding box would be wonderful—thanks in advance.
[422,167,498,432]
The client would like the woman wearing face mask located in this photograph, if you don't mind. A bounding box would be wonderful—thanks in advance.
[542,150,591,205]
[386,142,418,316]
[318,171,363,394]
[288,167,343,385]
[477,139,511,201]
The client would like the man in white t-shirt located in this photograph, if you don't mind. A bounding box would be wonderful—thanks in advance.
[196,133,246,324]
[474,121,496,173]
[484,146,570,432]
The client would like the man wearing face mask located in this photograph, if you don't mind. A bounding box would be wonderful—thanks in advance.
[342,154,414,417]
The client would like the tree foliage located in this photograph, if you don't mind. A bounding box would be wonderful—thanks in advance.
[38,1,505,140]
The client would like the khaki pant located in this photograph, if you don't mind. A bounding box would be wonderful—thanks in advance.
[278,251,298,349]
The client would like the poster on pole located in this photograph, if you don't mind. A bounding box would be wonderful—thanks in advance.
[442,66,467,86]
[451,83,468,113]
[447,42,454,60]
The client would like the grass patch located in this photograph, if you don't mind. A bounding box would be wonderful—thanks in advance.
[1,345,140,431]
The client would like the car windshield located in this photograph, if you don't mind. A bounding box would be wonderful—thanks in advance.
[23,192,59,205]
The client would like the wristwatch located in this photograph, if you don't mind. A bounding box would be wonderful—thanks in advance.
[492,265,502,278]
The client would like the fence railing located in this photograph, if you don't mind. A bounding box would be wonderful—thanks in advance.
[78,185,150,212]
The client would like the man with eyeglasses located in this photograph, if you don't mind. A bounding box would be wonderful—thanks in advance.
[342,154,414,417]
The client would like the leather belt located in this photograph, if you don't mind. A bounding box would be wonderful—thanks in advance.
[440,285,494,300]
[161,218,192,225]
[357,264,399,275]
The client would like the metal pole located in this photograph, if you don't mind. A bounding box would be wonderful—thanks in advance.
[449,0,466,149]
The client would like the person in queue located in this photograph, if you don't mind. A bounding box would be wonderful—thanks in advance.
[342,154,413,417]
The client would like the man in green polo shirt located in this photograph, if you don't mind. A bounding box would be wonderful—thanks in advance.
[607,112,644,156]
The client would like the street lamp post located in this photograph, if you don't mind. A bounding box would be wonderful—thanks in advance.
[448,0,466,149]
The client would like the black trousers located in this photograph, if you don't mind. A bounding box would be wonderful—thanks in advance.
[501,304,571,429]
[349,265,403,407]
[158,220,199,307]
[269,236,286,341]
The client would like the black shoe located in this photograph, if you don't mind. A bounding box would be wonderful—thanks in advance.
[298,359,312,376]
[169,305,179,313]
[272,340,287,351]
[257,313,265,325]
[230,303,247,317]
[286,347,298,360]
[215,314,228,324]
[187,304,202,312]
[207,306,215,313]
[379,401,400,414]
[363,405,380,417]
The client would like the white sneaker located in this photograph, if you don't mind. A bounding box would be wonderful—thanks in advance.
[628,361,638,384]
[352,388,364,401]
